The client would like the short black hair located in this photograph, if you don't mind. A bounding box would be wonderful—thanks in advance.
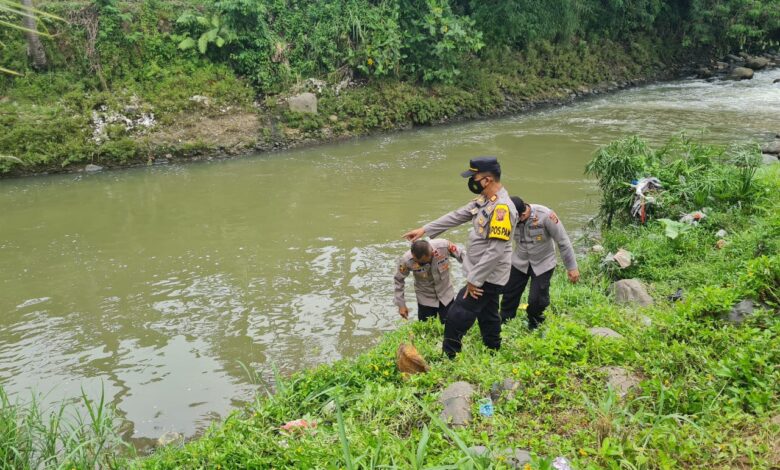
[486,171,501,182]
[411,240,431,259]
[510,196,526,215]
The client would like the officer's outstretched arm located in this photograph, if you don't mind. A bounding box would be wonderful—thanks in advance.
[423,202,475,239]
[393,262,410,309]
[545,214,577,271]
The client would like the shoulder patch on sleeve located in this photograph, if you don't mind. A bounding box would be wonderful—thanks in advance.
[489,204,512,240]
[399,263,409,274]
[549,211,559,224]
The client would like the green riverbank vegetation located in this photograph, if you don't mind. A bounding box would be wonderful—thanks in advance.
[1,1,779,175]
[2,136,778,468]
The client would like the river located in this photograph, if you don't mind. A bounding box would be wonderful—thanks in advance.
[1,69,778,445]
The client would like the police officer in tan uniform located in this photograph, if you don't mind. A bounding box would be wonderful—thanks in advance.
[403,157,517,358]
[394,239,464,323]
[499,196,579,329]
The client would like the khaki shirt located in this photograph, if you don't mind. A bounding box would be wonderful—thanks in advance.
[423,187,517,287]
[394,239,464,309]
[512,204,577,274]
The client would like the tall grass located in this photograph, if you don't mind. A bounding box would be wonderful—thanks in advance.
[0,385,130,469]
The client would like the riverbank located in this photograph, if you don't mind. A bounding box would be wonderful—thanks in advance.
[2,41,779,178]
[2,136,777,468]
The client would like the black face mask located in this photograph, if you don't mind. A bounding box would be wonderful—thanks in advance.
[468,176,486,194]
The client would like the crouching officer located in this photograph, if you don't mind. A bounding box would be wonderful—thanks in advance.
[403,157,517,358]
[499,196,579,329]
[394,239,464,323]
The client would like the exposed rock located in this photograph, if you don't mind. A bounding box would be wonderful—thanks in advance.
[157,431,184,447]
[774,78,780,84]
[588,327,624,339]
[728,67,754,80]
[610,279,654,307]
[189,95,210,106]
[599,366,641,398]
[745,57,770,70]
[287,92,318,114]
[468,446,531,468]
[714,61,729,70]
[763,154,779,165]
[84,164,103,172]
[716,229,728,238]
[725,54,743,63]
[591,244,605,253]
[696,67,712,79]
[724,299,755,325]
[440,381,475,427]
[490,378,520,402]
[328,114,339,123]
[667,288,684,302]
[761,141,780,155]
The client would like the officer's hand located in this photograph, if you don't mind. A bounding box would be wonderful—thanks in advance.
[398,306,409,319]
[464,282,484,299]
[402,227,425,242]
[567,269,580,284]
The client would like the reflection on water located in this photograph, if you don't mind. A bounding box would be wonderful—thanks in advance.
[1,68,778,441]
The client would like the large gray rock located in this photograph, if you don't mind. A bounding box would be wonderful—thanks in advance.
[728,67,754,80]
[762,154,779,165]
[610,279,654,307]
[761,141,780,155]
[439,381,475,427]
[287,92,318,114]
[599,366,641,398]
[84,164,103,172]
[724,299,755,324]
[745,56,770,70]
[468,446,531,468]
[588,327,624,339]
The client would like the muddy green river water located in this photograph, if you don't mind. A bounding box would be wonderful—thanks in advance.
[1,69,778,442]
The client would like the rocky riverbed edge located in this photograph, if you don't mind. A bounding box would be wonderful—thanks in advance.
[3,50,780,178]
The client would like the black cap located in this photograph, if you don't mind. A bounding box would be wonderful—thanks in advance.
[510,196,526,215]
[460,156,501,178]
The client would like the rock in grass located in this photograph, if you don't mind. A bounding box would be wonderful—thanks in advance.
[157,431,184,447]
[490,378,520,402]
[287,92,318,114]
[588,327,623,339]
[762,154,778,165]
[716,229,728,238]
[468,446,531,468]
[598,366,641,398]
[440,381,475,427]
[724,299,755,325]
[85,164,103,172]
[610,279,654,307]
[762,141,780,155]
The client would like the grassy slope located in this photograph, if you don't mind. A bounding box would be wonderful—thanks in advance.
[137,163,779,469]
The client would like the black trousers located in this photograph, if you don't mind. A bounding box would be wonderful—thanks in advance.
[499,266,554,329]
[442,282,503,358]
[418,301,451,324]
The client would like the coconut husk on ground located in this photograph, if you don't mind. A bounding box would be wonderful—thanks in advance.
[396,334,430,374]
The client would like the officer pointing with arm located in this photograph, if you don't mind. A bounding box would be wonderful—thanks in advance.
[499,196,579,329]
[403,157,517,358]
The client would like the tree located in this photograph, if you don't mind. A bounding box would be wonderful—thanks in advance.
[20,0,46,69]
